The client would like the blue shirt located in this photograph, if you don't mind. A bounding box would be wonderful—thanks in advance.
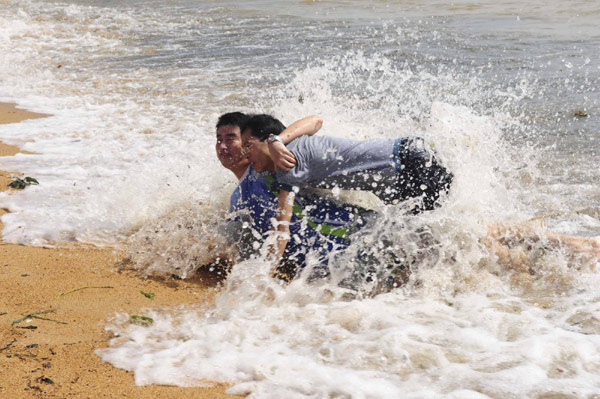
[229,166,364,268]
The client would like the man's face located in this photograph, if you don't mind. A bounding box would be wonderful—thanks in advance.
[216,124,246,169]
[241,129,274,172]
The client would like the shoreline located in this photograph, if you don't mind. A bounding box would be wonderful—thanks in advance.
[0,102,240,398]
[0,103,45,228]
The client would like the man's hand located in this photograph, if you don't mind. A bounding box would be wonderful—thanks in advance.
[268,140,297,172]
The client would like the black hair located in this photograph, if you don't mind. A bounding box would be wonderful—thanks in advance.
[216,112,251,130]
[244,114,286,141]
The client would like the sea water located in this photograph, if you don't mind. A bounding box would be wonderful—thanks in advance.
[1,0,600,397]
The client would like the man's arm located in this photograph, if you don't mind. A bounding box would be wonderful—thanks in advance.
[268,115,323,171]
[279,115,323,142]
[268,188,295,267]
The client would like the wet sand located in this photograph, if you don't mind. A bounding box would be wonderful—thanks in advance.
[0,103,240,398]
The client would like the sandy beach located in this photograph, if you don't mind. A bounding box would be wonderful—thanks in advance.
[0,103,240,398]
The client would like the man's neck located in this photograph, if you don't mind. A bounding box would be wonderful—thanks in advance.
[265,159,276,172]
[229,161,250,180]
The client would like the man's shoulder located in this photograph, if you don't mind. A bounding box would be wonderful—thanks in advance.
[286,134,310,150]
[287,134,342,152]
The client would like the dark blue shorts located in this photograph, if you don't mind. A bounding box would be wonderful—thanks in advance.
[382,137,453,212]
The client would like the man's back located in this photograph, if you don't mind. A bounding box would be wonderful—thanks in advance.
[278,135,396,188]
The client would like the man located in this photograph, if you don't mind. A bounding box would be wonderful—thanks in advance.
[242,114,600,278]
[241,113,453,265]
[216,112,369,279]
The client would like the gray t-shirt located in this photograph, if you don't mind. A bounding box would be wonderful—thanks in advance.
[276,135,396,192]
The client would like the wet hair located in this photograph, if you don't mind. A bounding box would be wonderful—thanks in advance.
[244,114,286,141]
[216,112,251,131]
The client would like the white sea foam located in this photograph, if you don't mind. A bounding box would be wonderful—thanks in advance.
[98,258,600,398]
[106,102,600,397]
[0,3,235,244]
